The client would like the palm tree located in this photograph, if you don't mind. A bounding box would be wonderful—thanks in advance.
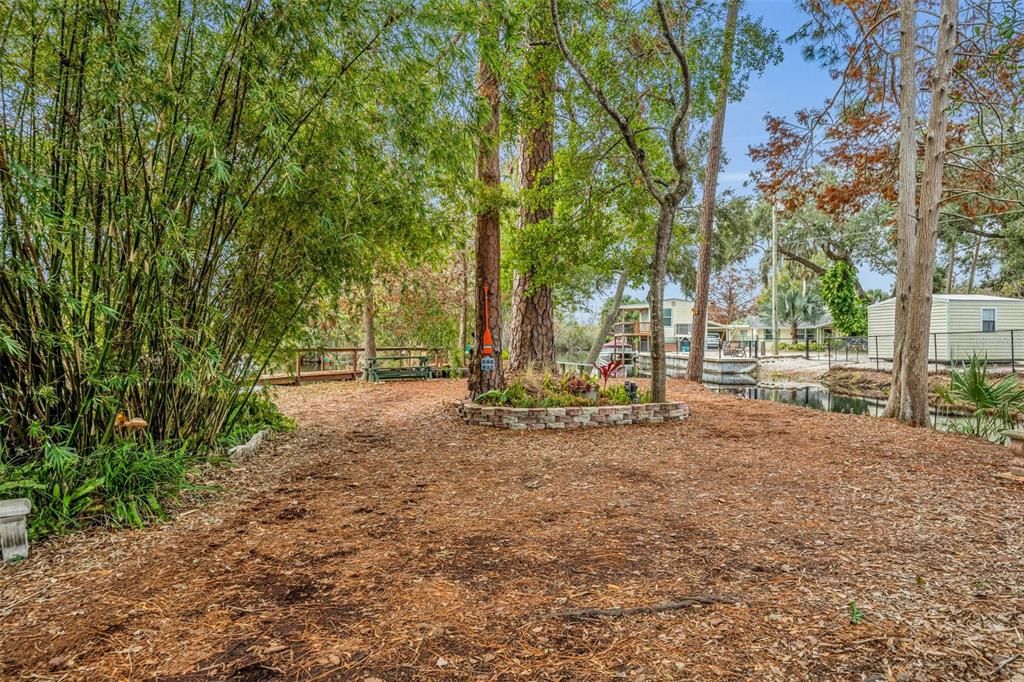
[759,287,824,344]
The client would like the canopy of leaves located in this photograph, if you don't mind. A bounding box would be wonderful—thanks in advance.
[0,0,476,465]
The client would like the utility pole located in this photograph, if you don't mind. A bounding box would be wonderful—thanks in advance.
[771,201,778,356]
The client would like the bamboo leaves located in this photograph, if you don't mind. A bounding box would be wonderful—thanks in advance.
[0,1,464,466]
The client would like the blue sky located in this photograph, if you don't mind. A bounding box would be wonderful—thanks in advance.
[644,0,895,305]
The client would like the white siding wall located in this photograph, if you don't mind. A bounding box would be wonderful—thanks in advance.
[868,299,948,360]
[665,300,694,338]
[867,298,897,359]
[930,300,949,361]
[869,297,1024,362]
[947,299,1024,361]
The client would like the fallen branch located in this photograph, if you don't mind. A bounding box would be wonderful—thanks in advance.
[991,654,1019,677]
[546,595,739,620]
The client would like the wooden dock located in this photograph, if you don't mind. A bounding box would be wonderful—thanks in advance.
[261,347,449,385]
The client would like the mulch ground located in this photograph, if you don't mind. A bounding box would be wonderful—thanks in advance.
[1,379,1022,681]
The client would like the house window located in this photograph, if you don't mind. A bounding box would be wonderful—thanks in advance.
[982,308,996,333]
[663,308,672,327]
[675,323,691,336]
[796,328,815,342]
[764,328,773,340]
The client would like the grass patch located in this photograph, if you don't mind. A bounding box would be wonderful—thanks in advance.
[0,391,294,539]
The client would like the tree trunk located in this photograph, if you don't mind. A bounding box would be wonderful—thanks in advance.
[508,275,555,371]
[649,203,676,402]
[884,0,919,419]
[687,0,740,382]
[509,5,557,372]
[887,0,957,426]
[549,0,692,402]
[468,27,505,398]
[458,247,468,357]
[967,234,981,293]
[361,279,376,380]
[585,269,629,367]
[791,320,799,345]
[945,237,956,292]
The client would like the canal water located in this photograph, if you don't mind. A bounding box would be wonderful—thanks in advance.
[706,383,889,416]
[705,382,976,436]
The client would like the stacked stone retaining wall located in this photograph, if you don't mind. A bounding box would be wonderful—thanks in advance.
[458,402,689,430]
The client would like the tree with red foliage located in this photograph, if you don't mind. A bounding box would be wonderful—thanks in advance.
[751,0,1024,425]
[708,265,759,331]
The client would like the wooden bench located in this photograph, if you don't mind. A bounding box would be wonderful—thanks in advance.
[1003,429,1024,455]
[365,355,432,382]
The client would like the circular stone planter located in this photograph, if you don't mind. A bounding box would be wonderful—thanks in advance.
[457,401,689,430]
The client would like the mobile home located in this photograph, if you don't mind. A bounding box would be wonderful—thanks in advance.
[867,294,1024,362]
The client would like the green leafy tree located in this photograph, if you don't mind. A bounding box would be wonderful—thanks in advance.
[820,261,868,336]
[0,0,477,526]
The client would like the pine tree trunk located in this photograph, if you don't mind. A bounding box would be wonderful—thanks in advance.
[361,279,376,380]
[688,0,740,382]
[895,0,957,426]
[458,247,469,356]
[508,274,556,371]
[585,269,629,368]
[649,204,676,403]
[884,0,919,419]
[509,7,557,372]
[468,30,504,398]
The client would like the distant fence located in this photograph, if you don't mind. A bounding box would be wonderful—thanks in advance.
[263,347,446,385]
[827,329,1024,372]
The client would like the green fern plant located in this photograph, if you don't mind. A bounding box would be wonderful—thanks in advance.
[937,354,1024,439]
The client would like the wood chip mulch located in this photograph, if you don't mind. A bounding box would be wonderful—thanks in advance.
[1,379,1022,681]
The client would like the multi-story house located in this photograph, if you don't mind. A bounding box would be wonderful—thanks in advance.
[611,298,720,352]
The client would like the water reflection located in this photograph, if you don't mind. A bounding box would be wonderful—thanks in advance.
[706,383,971,434]
[709,384,885,416]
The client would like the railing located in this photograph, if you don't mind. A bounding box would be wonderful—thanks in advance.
[263,346,445,385]
[612,321,652,335]
[827,329,1024,372]
[557,360,594,375]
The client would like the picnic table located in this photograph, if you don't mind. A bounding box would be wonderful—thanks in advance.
[365,355,433,382]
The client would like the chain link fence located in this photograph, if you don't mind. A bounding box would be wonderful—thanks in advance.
[827,329,1024,372]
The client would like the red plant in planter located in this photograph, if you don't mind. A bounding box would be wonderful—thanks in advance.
[564,374,594,396]
[595,360,623,388]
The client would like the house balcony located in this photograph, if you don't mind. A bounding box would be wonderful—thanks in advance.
[613,321,652,336]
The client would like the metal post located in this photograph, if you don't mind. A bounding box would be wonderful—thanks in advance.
[805,336,810,360]
[1012,330,1016,373]
[294,353,301,386]
[933,333,939,373]
[875,336,880,371]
